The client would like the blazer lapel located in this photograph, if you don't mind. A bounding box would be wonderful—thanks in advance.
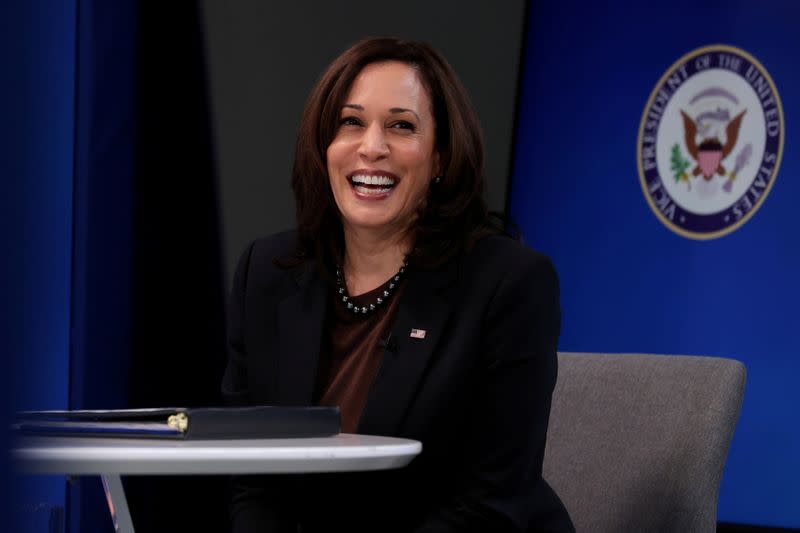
[276,263,327,405]
[359,263,457,436]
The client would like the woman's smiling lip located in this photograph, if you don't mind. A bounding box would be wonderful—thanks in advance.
[346,169,399,201]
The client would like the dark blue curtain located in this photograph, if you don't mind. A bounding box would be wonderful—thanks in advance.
[68,0,137,531]
[2,1,77,530]
[4,1,226,531]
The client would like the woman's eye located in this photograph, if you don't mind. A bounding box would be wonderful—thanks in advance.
[339,116,362,127]
[390,121,415,131]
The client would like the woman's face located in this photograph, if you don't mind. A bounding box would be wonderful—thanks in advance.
[326,61,439,239]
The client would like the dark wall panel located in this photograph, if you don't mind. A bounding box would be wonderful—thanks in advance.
[201,0,527,282]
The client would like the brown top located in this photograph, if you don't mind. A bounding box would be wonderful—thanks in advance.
[315,278,405,433]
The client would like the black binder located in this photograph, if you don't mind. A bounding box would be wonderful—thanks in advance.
[15,406,340,439]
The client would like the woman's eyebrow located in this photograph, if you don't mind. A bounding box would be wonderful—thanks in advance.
[341,104,420,121]
[389,107,420,120]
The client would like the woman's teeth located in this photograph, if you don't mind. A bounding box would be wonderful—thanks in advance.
[350,175,396,186]
[354,185,392,194]
[350,174,396,195]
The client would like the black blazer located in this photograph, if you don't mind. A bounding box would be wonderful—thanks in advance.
[223,230,574,533]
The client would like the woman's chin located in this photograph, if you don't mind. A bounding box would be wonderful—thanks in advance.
[341,212,410,236]
[344,217,396,232]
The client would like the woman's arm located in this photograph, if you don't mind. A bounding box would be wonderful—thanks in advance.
[414,254,573,533]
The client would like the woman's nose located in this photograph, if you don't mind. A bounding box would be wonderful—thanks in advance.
[358,122,389,160]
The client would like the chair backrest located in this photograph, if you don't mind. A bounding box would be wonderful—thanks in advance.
[543,352,745,533]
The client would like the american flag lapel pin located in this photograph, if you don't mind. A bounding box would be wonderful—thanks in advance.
[410,328,427,339]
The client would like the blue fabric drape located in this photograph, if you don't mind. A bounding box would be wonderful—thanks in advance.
[2,0,78,527]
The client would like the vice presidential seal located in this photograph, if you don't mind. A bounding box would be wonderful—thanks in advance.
[637,45,784,239]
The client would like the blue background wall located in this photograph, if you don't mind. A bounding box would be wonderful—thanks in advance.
[511,1,799,528]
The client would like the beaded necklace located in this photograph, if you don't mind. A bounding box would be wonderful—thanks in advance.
[335,257,408,316]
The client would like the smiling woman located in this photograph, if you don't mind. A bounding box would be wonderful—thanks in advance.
[326,61,440,286]
[222,38,574,533]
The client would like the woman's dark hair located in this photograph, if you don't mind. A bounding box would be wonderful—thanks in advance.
[289,37,494,274]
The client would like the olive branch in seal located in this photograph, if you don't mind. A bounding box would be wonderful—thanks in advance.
[670,143,691,185]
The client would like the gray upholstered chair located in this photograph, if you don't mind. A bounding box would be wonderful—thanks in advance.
[543,353,746,532]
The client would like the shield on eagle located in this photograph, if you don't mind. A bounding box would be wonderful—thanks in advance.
[681,107,746,180]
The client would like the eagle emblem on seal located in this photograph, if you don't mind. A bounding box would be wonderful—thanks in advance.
[668,86,751,193]
[680,107,745,179]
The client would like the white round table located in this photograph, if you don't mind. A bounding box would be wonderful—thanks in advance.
[13,434,421,532]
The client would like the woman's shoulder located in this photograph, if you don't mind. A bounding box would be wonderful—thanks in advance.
[464,233,556,278]
[458,235,559,322]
